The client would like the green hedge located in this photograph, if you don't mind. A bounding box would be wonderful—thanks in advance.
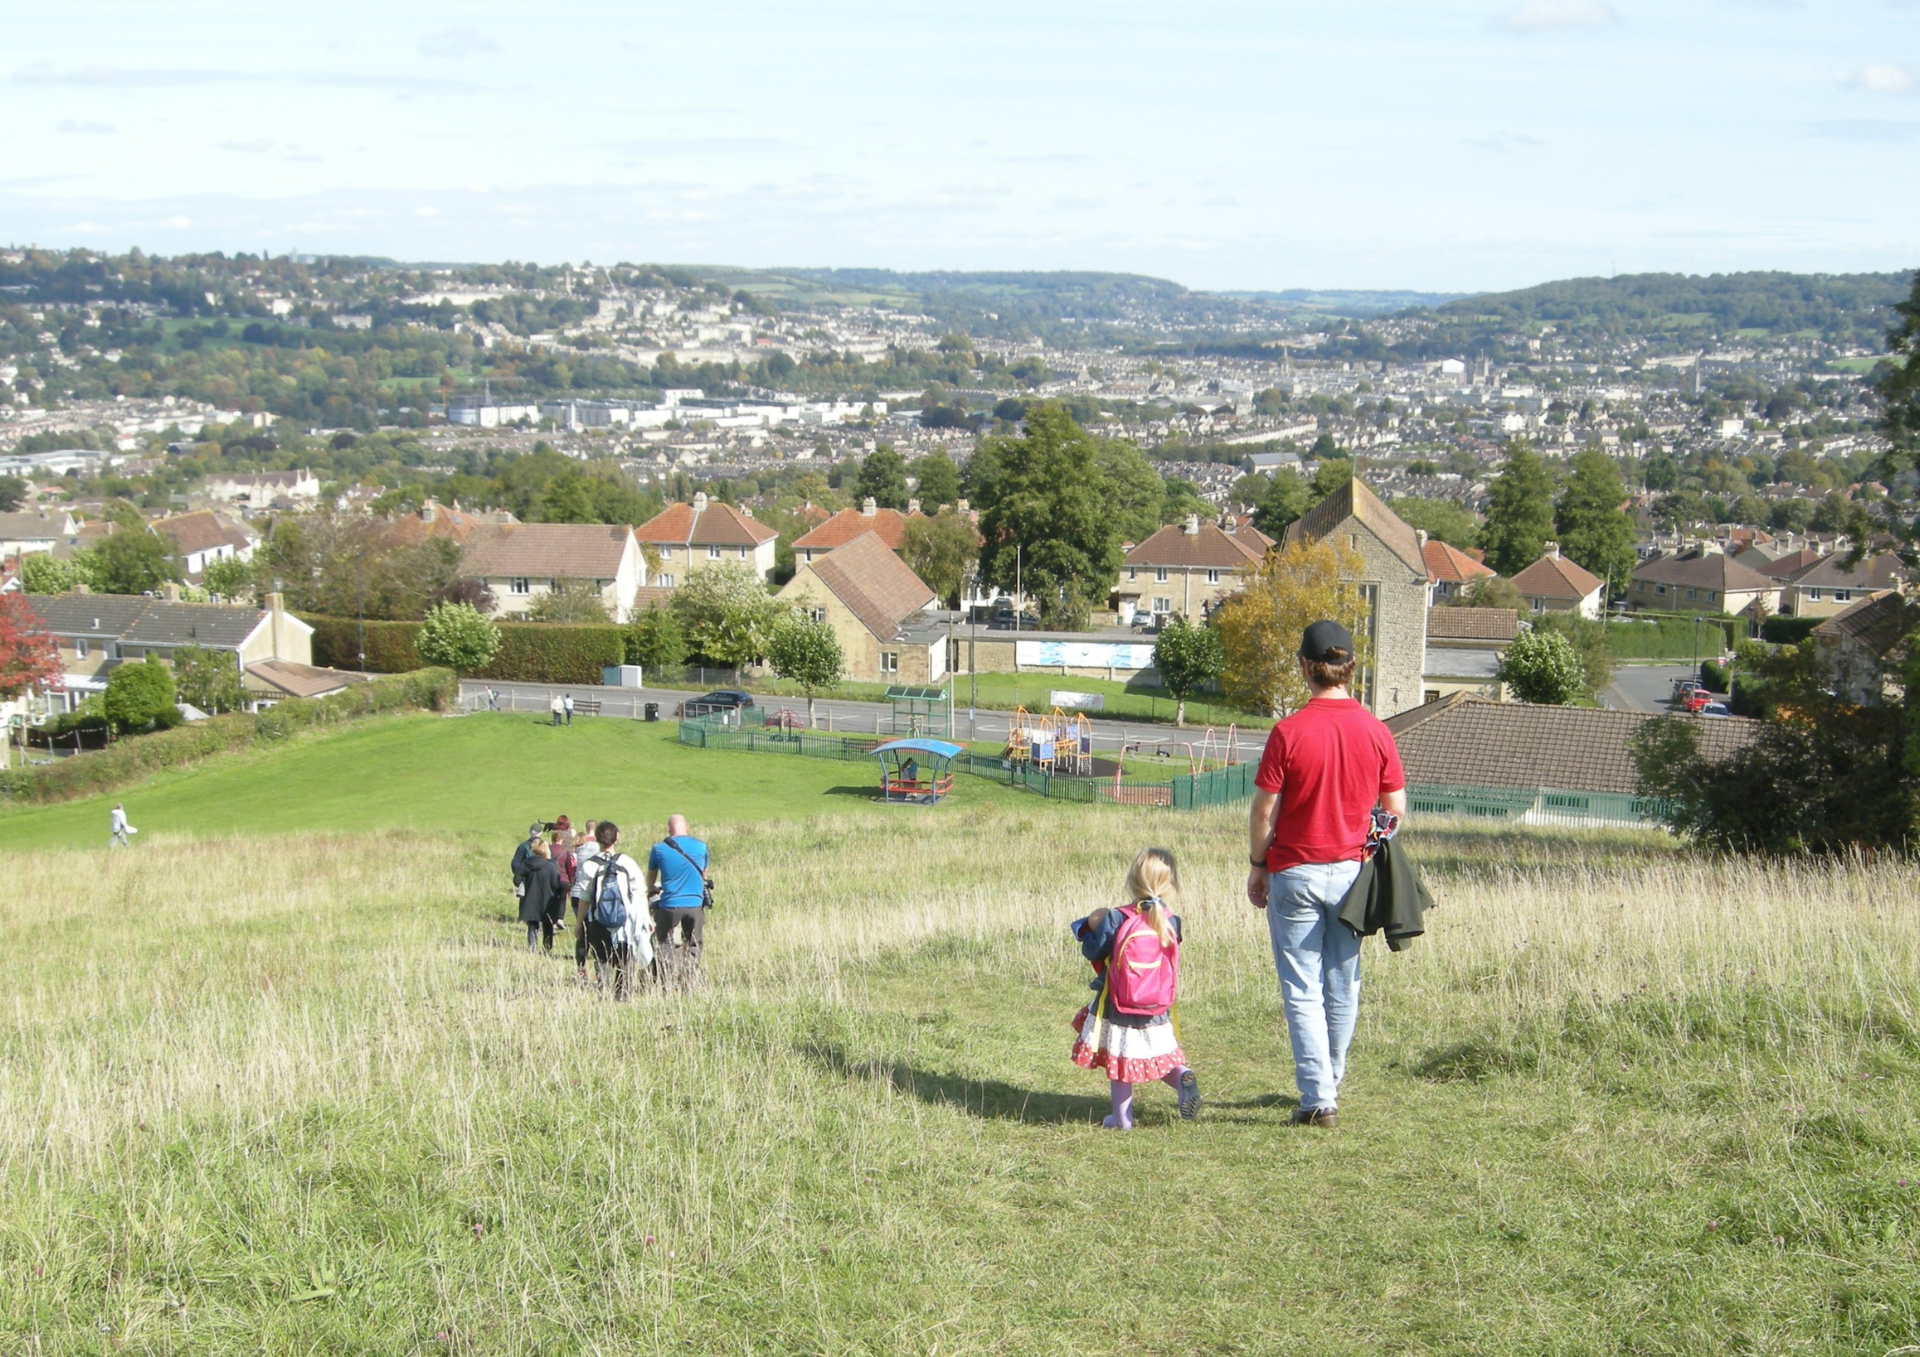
[1604,615,1741,660]
[303,616,628,684]
[0,668,456,806]
[1761,615,1821,646]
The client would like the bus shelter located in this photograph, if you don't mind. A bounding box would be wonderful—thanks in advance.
[883,685,951,738]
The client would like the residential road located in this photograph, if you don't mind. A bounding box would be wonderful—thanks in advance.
[1602,663,1699,713]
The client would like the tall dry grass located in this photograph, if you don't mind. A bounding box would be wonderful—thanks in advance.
[3,812,1919,1352]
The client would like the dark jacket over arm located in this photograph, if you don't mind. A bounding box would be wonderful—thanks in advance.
[1336,838,1433,952]
[518,858,561,924]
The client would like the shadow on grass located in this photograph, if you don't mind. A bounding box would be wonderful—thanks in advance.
[822,785,882,800]
[808,1042,1108,1124]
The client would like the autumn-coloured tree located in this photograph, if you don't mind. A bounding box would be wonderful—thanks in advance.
[1213,539,1372,718]
[0,594,61,701]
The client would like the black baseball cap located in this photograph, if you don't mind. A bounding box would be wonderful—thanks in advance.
[1299,620,1354,662]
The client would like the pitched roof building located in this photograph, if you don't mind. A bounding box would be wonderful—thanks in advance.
[151,509,258,581]
[1385,692,1758,805]
[1510,544,1606,619]
[777,532,944,684]
[1781,551,1906,618]
[1282,478,1428,717]
[634,491,779,584]
[0,508,81,559]
[1115,514,1273,623]
[1422,538,1495,602]
[1812,590,1919,705]
[458,523,646,623]
[1629,547,1777,617]
[26,588,314,709]
[792,499,930,563]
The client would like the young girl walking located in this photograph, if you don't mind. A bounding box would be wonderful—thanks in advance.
[1070,847,1199,1130]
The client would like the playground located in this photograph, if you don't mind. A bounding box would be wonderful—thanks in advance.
[1003,705,1248,804]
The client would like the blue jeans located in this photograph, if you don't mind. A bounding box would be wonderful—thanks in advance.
[1267,861,1364,1111]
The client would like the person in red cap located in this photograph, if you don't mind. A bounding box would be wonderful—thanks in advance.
[1246,620,1408,1129]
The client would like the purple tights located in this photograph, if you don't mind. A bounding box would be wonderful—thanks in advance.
[1102,1067,1188,1130]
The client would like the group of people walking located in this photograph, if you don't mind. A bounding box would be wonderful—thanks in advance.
[510,812,712,998]
[1069,620,1413,1130]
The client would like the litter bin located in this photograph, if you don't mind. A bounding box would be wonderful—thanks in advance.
[644,702,660,722]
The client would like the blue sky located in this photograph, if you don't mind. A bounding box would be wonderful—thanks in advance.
[3,0,1915,292]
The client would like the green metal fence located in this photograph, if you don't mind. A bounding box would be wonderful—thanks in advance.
[1406,782,1668,829]
[677,716,1258,810]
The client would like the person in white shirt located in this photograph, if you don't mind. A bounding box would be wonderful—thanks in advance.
[109,803,136,848]
[549,694,564,727]
[570,820,652,998]
[563,693,575,726]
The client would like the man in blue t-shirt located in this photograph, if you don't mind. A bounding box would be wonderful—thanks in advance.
[647,814,710,983]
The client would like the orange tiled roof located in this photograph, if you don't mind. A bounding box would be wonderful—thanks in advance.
[793,506,927,552]
[1512,551,1605,600]
[1423,538,1495,586]
[635,500,778,549]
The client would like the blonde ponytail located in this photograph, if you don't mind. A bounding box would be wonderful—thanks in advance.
[1123,847,1179,946]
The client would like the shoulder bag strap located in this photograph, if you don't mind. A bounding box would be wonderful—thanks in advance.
[663,837,708,881]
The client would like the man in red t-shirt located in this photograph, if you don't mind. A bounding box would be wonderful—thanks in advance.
[1247,620,1408,1128]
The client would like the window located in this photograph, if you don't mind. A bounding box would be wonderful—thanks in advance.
[658,573,675,588]
[1531,598,1544,613]
[510,577,530,595]
[708,545,722,560]
[1835,589,1852,603]
[1684,588,1697,601]
[75,638,89,658]
[1807,588,1822,601]
[810,607,827,624]
[1205,569,1221,585]
[880,651,899,674]
[1655,583,1667,596]
[1153,596,1172,613]
[737,547,749,559]
[1127,568,1137,582]
[1154,566,1169,583]
[1707,590,1718,603]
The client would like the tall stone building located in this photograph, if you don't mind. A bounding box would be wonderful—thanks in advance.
[1282,478,1430,717]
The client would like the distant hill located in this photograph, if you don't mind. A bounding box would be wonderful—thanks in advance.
[1226,288,1469,317]
[1423,270,1912,347]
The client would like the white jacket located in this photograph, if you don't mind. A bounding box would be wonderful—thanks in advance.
[573,849,653,958]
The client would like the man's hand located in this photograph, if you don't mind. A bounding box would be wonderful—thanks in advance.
[1247,866,1269,909]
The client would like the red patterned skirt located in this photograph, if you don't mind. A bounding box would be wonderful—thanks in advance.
[1070,1004,1186,1084]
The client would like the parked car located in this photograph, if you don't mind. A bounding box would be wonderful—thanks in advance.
[680,689,757,717]
[1682,689,1721,714]
[1696,702,1732,718]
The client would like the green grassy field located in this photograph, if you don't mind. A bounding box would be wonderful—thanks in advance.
[0,713,1045,851]
[6,718,1920,1352]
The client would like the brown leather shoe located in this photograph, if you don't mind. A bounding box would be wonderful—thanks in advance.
[1289,1106,1339,1128]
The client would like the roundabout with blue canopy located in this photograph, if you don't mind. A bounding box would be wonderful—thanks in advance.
[870,738,962,805]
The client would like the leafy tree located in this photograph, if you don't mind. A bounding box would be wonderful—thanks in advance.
[201,555,256,600]
[1452,574,1526,611]
[1652,490,1713,530]
[1214,539,1371,717]
[1727,493,1771,528]
[85,528,181,595]
[1496,628,1585,705]
[170,643,247,714]
[670,563,786,666]
[854,446,910,509]
[1095,437,1167,544]
[257,513,458,621]
[1253,469,1310,537]
[1309,432,1342,460]
[1482,441,1555,577]
[1881,269,1920,470]
[767,612,844,728]
[526,580,611,624]
[1311,458,1353,503]
[909,451,961,508]
[103,654,180,735]
[1552,447,1635,591]
[900,510,978,608]
[1534,613,1614,700]
[415,601,500,676]
[1391,496,1480,549]
[1768,498,1817,535]
[19,553,77,595]
[0,477,25,512]
[1151,615,1225,727]
[0,594,61,702]
[625,605,686,671]
[972,404,1125,633]
[535,471,600,524]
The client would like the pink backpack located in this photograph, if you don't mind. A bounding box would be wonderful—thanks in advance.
[1101,905,1179,1017]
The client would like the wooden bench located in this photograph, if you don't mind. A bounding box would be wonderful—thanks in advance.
[572,699,603,717]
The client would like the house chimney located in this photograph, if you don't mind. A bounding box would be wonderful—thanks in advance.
[420,501,437,523]
[907,498,921,515]
[1416,529,1429,548]
[1544,541,1560,559]
[956,498,969,514]
[1184,513,1200,536]
[692,491,709,513]
[266,591,286,659]
[75,582,90,596]
[862,497,877,517]
[161,582,181,602]
[741,505,753,518]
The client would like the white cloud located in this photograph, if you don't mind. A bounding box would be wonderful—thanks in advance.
[1499,0,1619,33]
[56,119,114,135]
[418,27,499,60]
[215,138,274,154]
[1851,64,1914,94]
[1468,131,1547,153]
